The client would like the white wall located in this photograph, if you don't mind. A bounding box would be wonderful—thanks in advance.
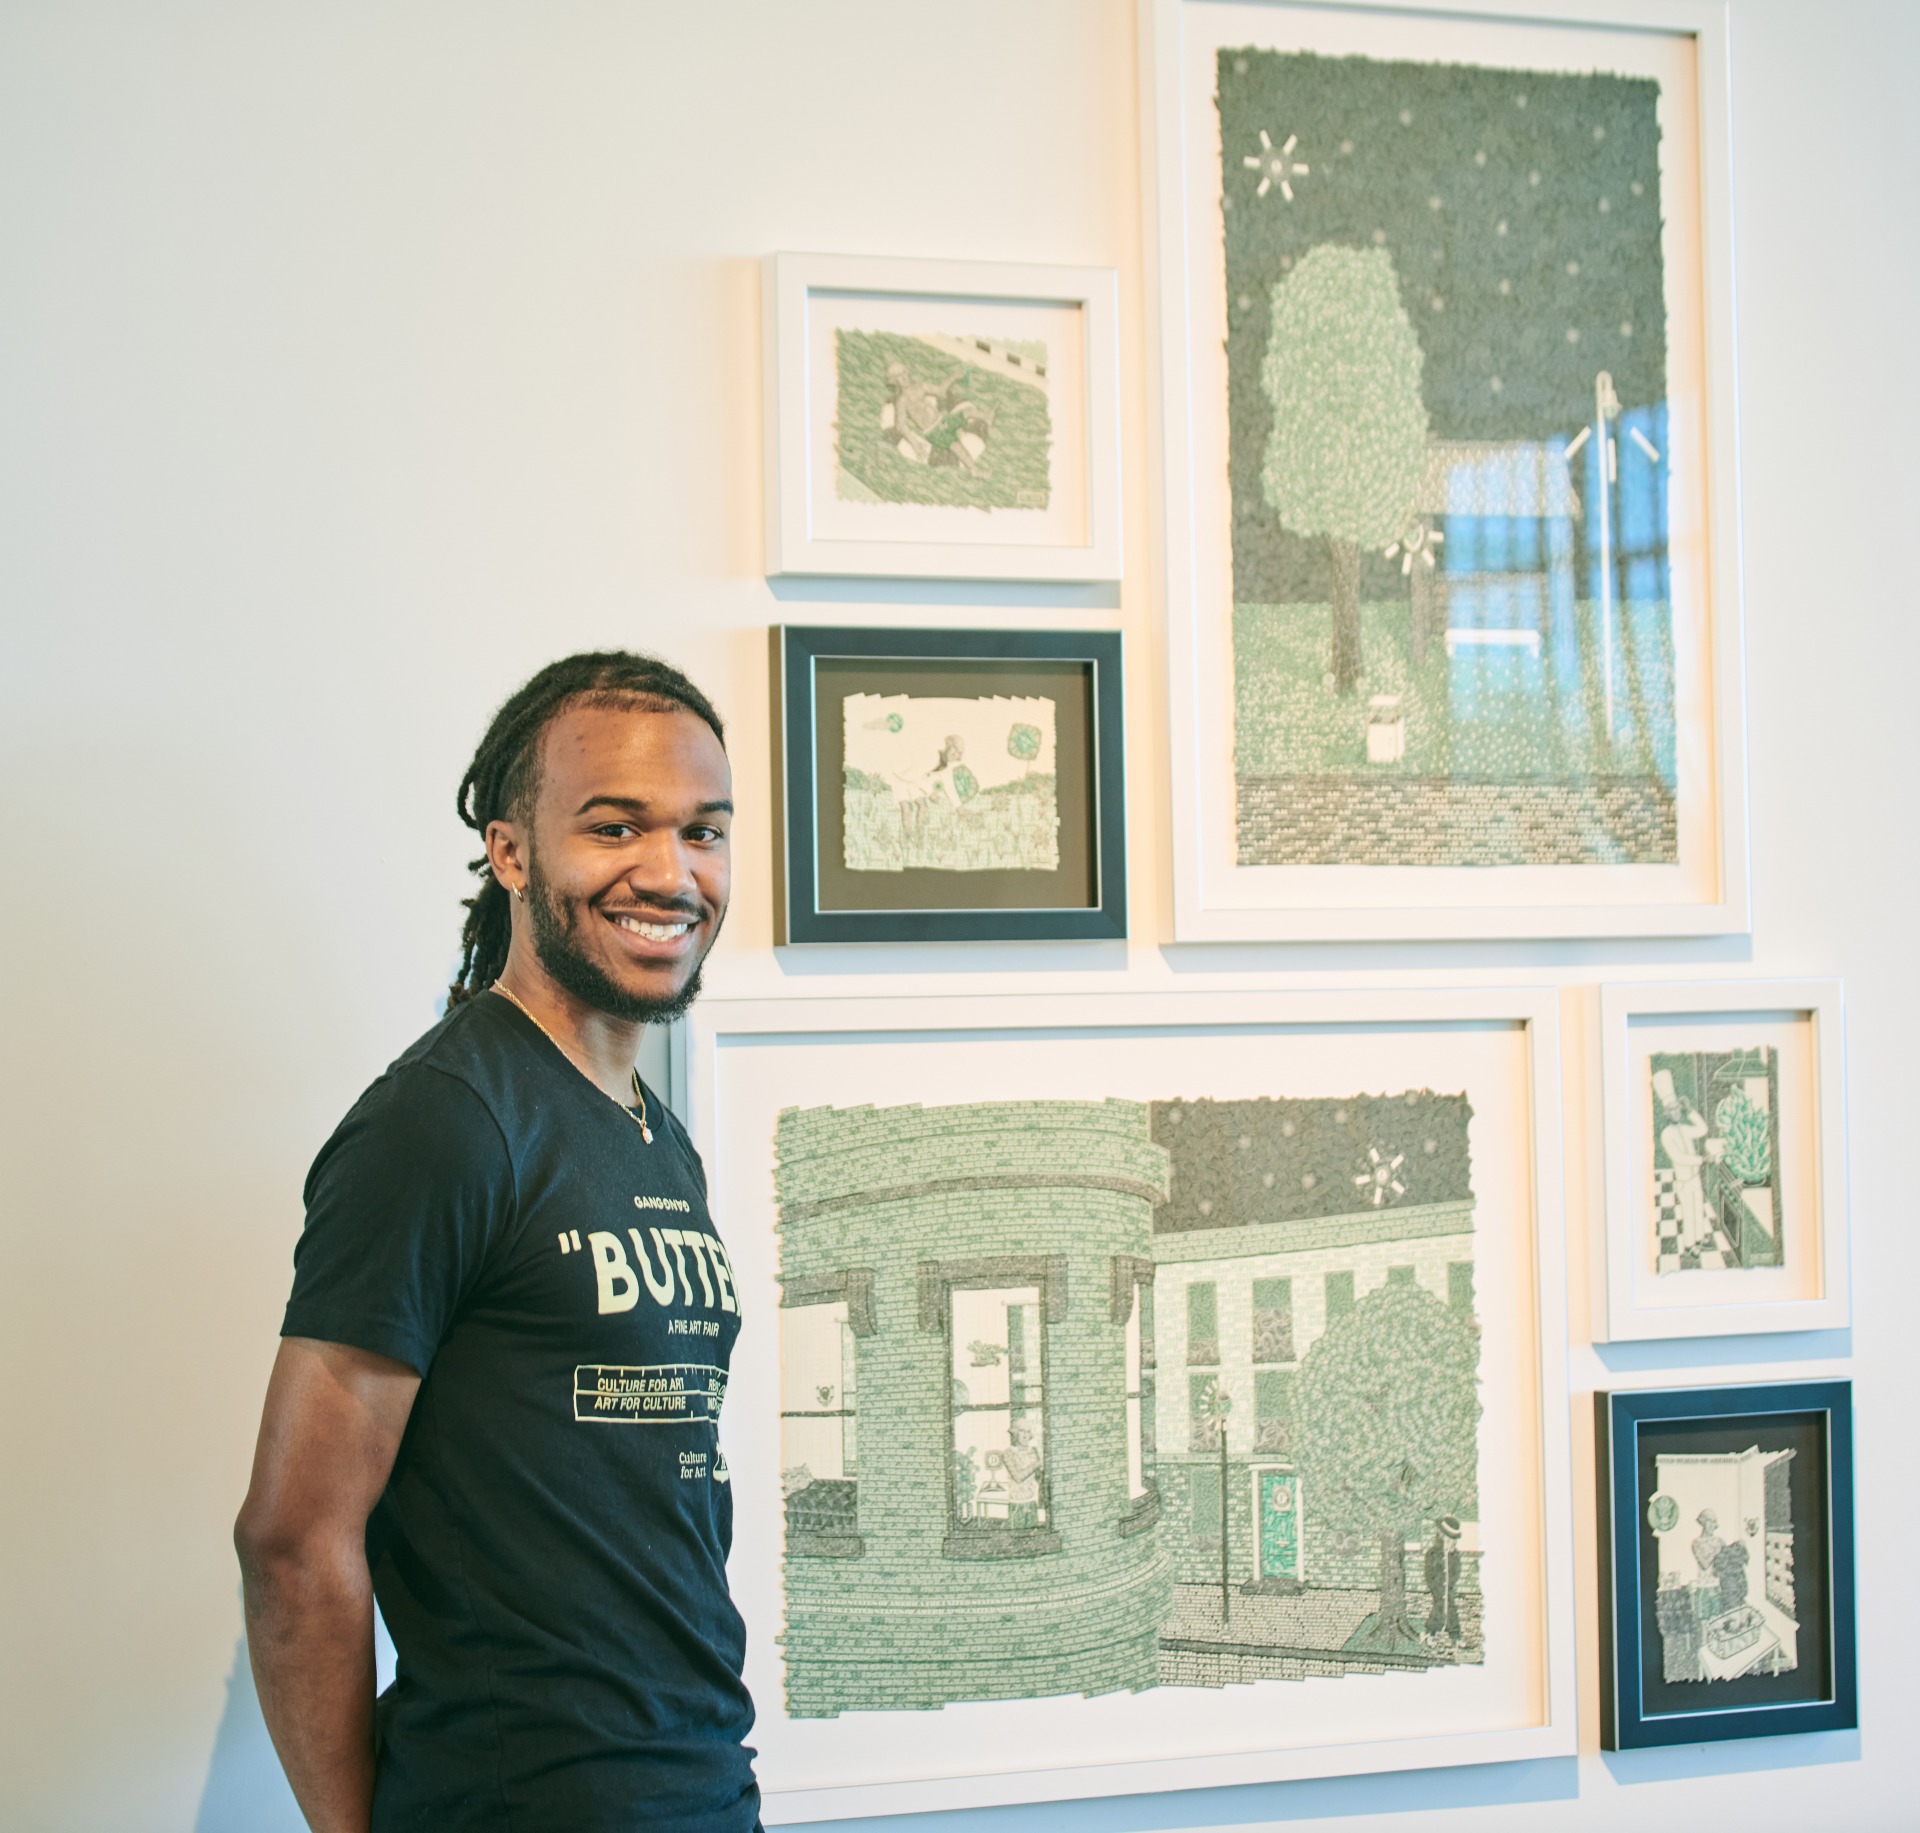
[2,2,1913,1827]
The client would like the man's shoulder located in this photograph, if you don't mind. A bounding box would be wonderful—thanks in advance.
[322,998,530,1161]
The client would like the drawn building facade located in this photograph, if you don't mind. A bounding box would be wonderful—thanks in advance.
[776,1092,1482,1717]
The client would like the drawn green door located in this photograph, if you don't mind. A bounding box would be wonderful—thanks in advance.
[1257,1470,1300,1580]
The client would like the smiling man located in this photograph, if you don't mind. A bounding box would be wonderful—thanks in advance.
[234,653,758,1833]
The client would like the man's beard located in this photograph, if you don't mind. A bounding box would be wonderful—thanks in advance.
[524,857,713,1025]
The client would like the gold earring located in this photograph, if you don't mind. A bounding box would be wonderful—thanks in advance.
[512,884,525,901]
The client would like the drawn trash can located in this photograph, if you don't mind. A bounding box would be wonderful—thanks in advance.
[1366,694,1406,765]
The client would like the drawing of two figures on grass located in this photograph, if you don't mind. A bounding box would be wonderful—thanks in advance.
[1219,48,1679,868]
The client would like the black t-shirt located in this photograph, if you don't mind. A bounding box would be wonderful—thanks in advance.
[282,993,758,1833]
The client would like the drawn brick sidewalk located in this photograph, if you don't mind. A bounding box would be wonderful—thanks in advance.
[1237,775,1676,867]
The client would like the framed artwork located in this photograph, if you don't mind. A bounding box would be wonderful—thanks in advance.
[762,253,1123,582]
[684,987,1575,1819]
[771,625,1127,944]
[1597,979,1848,1341]
[1140,0,1749,938]
[1597,1381,1857,1749]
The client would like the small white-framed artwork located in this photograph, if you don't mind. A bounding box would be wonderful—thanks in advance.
[686,986,1575,1820]
[762,253,1123,582]
[1597,980,1849,1341]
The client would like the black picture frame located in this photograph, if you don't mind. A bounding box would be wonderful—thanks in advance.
[772,625,1127,944]
[1597,1380,1856,1750]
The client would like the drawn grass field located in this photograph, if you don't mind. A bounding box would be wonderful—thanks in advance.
[835,329,1052,513]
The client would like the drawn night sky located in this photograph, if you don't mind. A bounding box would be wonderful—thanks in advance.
[1218,49,1668,604]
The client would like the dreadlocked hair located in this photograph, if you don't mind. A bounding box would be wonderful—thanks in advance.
[447,650,727,1009]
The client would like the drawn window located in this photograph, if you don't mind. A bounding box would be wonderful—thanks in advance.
[1254,1368,1294,1456]
[1448,1260,1476,1313]
[1387,1264,1418,1288]
[1252,1276,1294,1363]
[1325,1269,1356,1323]
[949,1285,1048,1532]
[1186,1280,1220,1364]
[1123,1281,1155,1502]
[780,1300,859,1542]
[1189,1372,1224,1452]
[1190,1462,1222,1549]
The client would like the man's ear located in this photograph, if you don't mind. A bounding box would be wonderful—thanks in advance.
[484,818,530,899]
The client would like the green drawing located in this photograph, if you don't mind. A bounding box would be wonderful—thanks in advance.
[1218,49,1677,867]
[774,1090,1483,1718]
[834,329,1052,512]
[841,692,1059,874]
[1650,1047,1783,1273]
[1293,1281,1480,1655]
[1651,1447,1799,1682]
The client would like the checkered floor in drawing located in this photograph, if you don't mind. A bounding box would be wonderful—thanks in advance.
[1654,1168,1735,1272]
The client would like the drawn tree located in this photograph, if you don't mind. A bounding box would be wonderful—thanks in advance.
[1260,245,1430,696]
[1293,1279,1480,1649]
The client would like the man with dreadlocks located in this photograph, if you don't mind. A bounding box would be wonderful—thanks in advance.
[234,652,757,1832]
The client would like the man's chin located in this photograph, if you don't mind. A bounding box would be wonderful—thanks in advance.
[535,941,705,1026]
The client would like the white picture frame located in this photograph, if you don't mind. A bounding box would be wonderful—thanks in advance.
[1596,978,1849,1340]
[1140,0,1749,939]
[685,987,1575,1820]
[762,253,1123,582]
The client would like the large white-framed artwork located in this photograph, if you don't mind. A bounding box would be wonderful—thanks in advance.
[684,988,1575,1820]
[1596,979,1849,1341]
[1141,0,1749,939]
[762,253,1124,583]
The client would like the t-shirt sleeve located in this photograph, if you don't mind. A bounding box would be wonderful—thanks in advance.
[281,1064,516,1376]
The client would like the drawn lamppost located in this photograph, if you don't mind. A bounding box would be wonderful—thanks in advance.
[1202,1380,1234,1627]
[1563,370,1662,751]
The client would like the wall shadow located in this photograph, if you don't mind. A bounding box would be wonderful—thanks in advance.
[196,1605,397,1833]
[795,1756,1579,1832]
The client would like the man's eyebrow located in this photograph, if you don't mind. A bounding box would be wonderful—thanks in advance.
[574,795,735,818]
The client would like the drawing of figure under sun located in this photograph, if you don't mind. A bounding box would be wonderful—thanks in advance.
[1648,1446,1798,1683]
[841,693,1059,874]
[1649,1047,1782,1274]
[834,329,1053,513]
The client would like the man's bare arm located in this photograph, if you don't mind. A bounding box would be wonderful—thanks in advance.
[234,1338,420,1833]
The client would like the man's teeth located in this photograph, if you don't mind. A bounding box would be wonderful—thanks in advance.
[612,915,691,940]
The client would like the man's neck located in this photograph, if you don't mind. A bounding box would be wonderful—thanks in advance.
[492,955,644,1105]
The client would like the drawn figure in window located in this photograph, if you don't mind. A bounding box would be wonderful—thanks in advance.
[1653,1067,1713,1255]
[987,1423,1044,1529]
[1422,1514,1464,1649]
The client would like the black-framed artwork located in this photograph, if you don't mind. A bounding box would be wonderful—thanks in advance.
[1597,1381,1856,1750]
[771,626,1126,944]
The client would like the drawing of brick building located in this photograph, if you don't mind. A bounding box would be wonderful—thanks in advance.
[775,1092,1483,1716]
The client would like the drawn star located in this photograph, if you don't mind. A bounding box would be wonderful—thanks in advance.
[1243,129,1309,201]
[1354,1145,1408,1207]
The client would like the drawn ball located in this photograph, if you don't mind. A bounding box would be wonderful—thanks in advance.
[1007,722,1042,760]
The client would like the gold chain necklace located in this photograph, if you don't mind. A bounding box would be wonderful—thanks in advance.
[490,980,652,1144]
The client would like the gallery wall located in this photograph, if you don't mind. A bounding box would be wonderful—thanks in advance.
[1,1,1913,1827]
